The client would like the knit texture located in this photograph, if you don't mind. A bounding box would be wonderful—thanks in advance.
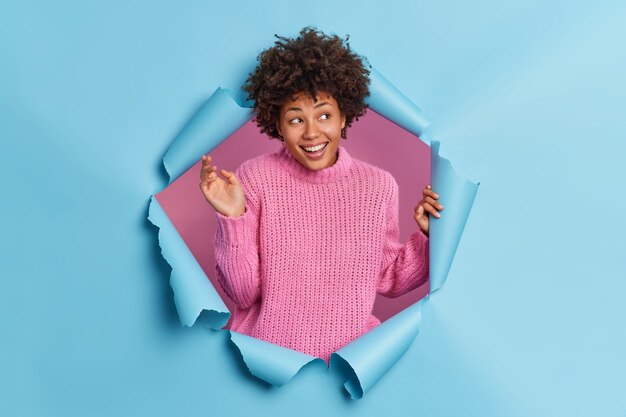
[214,145,429,363]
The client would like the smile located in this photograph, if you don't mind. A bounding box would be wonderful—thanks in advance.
[300,142,328,153]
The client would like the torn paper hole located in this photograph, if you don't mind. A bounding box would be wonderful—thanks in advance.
[148,68,478,399]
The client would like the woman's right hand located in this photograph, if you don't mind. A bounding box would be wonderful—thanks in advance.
[199,154,246,218]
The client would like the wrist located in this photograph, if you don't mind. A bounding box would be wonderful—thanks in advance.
[227,206,246,218]
[233,208,246,218]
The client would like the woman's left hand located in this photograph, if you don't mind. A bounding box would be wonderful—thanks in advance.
[414,185,443,236]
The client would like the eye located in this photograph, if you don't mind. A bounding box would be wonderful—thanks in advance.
[319,113,331,120]
[289,117,302,124]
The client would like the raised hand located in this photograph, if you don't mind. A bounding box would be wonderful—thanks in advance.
[199,154,246,218]
[414,185,443,236]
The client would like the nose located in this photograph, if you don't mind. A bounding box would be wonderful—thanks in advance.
[303,121,320,140]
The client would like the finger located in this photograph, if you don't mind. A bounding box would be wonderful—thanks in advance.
[422,188,440,199]
[201,165,219,181]
[423,189,439,199]
[413,206,424,223]
[416,206,429,233]
[421,203,441,218]
[199,171,217,188]
[424,196,444,210]
[201,156,213,169]
[200,163,217,177]
[220,169,240,185]
[200,172,214,184]
[414,206,427,225]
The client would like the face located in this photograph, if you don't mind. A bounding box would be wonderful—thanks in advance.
[276,91,346,171]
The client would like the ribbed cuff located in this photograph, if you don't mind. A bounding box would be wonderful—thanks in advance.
[214,206,256,247]
[408,228,430,268]
[411,227,429,266]
[416,227,429,241]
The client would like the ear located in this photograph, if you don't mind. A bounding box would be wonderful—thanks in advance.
[341,113,346,129]
[275,120,282,137]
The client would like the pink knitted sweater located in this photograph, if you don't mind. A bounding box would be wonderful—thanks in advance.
[214,145,429,363]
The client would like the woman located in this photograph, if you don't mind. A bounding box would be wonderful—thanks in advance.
[199,27,443,363]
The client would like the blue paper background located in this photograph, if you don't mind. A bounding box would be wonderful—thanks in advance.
[2,0,626,415]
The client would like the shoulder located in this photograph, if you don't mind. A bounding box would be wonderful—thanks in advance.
[235,151,277,181]
[237,152,273,172]
[349,157,398,196]
[232,153,276,206]
[234,151,286,200]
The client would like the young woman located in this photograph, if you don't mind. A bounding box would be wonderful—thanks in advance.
[199,27,443,363]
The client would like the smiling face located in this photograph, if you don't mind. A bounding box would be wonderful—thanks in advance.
[276,92,346,171]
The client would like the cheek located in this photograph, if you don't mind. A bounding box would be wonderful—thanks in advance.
[323,121,343,137]
[281,124,298,140]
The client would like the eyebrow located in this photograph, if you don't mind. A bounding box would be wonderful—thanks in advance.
[285,101,331,113]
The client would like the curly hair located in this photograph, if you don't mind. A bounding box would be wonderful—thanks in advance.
[243,27,371,140]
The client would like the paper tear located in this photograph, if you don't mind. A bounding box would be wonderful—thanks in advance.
[148,66,478,399]
[163,87,253,182]
[330,300,424,399]
[148,196,229,329]
[229,331,323,386]
[367,66,430,139]
[428,141,480,292]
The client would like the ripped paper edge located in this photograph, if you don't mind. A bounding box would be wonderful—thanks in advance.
[148,66,477,398]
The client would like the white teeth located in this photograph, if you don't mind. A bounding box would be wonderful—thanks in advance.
[302,143,327,152]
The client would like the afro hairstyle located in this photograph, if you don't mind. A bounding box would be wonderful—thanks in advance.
[243,26,371,140]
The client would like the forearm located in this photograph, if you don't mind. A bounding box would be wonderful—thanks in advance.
[377,229,429,297]
[214,207,261,308]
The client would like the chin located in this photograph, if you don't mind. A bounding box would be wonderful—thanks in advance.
[301,154,334,170]
[299,159,323,170]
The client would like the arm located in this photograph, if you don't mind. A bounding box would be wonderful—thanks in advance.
[377,178,430,298]
[213,166,262,309]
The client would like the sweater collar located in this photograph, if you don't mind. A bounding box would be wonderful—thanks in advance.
[277,144,353,184]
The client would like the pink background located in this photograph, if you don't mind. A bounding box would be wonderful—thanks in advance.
[156,109,431,326]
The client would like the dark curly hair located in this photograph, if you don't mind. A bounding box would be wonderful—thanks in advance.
[243,26,371,140]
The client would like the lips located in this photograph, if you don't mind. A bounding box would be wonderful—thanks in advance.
[300,142,329,153]
[299,141,329,161]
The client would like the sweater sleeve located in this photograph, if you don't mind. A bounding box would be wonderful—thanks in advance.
[213,164,262,309]
[377,177,430,298]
